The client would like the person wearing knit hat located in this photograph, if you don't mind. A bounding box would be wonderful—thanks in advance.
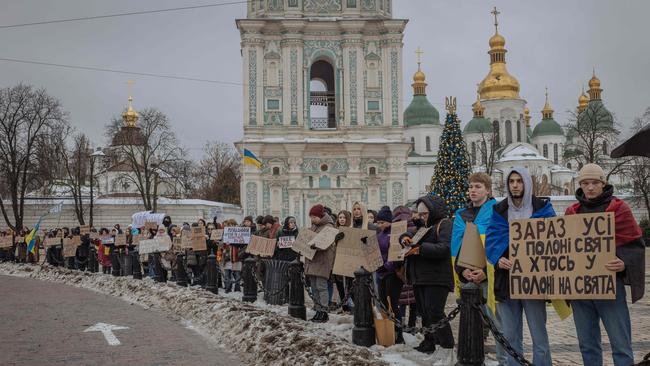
[577,163,607,185]
[376,206,393,223]
[566,162,644,366]
[304,203,338,323]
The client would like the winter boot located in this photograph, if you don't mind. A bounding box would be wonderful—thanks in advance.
[414,339,436,354]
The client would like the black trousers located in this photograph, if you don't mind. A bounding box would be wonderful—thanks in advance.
[414,285,454,348]
[378,273,404,336]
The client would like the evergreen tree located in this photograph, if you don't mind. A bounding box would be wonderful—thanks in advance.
[431,97,471,217]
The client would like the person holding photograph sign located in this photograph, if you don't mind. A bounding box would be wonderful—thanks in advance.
[485,167,555,366]
[565,164,645,366]
[399,194,454,355]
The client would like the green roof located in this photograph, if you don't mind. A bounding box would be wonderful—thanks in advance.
[463,116,492,134]
[404,95,440,127]
[532,117,564,138]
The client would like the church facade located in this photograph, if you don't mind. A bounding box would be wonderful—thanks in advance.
[235,0,410,225]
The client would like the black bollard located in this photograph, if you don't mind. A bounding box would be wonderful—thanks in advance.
[66,256,76,270]
[456,282,485,366]
[288,259,306,320]
[242,257,257,303]
[132,251,142,280]
[352,266,375,347]
[204,251,218,294]
[123,249,133,276]
[153,253,163,282]
[89,246,98,273]
[176,253,189,287]
[111,247,121,277]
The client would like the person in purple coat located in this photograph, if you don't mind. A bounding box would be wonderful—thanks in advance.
[376,205,404,344]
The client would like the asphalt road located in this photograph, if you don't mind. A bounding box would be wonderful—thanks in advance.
[0,275,242,366]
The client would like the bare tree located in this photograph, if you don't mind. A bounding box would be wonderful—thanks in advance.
[191,141,241,204]
[564,105,619,170]
[106,108,185,212]
[475,130,498,176]
[0,84,68,231]
[54,130,91,225]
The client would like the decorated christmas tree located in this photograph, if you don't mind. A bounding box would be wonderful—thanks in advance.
[430,97,471,217]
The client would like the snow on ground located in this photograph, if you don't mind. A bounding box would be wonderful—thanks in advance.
[0,263,496,366]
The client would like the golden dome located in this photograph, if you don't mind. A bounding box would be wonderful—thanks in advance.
[122,96,139,127]
[489,33,506,48]
[588,73,601,89]
[578,88,589,112]
[587,69,603,100]
[412,47,428,95]
[524,106,531,126]
[478,10,520,100]
[541,88,554,119]
[471,89,485,117]
[413,70,426,83]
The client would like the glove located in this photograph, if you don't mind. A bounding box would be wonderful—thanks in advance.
[360,236,368,245]
[334,232,345,243]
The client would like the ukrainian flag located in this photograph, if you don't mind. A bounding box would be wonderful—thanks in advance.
[25,217,43,255]
[243,149,262,168]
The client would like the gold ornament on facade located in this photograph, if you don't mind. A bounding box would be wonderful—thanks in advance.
[445,96,457,114]
[478,7,521,100]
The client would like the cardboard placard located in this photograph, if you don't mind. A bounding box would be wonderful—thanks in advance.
[89,232,99,240]
[101,236,114,245]
[308,226,339,250]
[210,229,224,241]
[45,237,61,247]
[388,221,409,262]
[15,236,25,244]
[172,237,182,252]
[509,212,616,300]
[278,236,295,249]
[114,233,127,247]
[138,236,172,255]
[0,236,13,248]
[223,227,251,244]
[247,236,277,257]
[332,227,383,278]
[411,227,431,245]
[80,225,90,235]
[456,222,486,271]
[291,229,318,260]
[63,237,79,258]
[191,227,207,251]
[181,232,193,249]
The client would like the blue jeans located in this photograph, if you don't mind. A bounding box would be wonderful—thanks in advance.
[571,278,633,366]
[224,269,241,292]
[497,299,551,366]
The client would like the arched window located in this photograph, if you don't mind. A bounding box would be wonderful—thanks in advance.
[272,167,280,176]
[369,167,377,176]
[517,121,522,142]
[553,143,559,164]
[367,61,379,88]
[543,144,548,158]
[505,120,513,144]
[425,136,431,152]
[410,136,415,147]
[336,176,341,188]
[308,176,313,188]
[567,162,572,170]
[471,142,477,165]
[493,121,500,147]
[602,141,608,155]
[267,61,279,86]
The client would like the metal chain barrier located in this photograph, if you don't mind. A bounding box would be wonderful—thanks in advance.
[365,279,460,336]
[253,264,290,297]
[474,303,533,366]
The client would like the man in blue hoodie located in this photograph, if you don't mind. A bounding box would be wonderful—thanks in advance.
[485,167,555,366]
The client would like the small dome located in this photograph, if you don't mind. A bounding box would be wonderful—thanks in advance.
[589,74,601,89]
[532,118,564,138]
[404,95,440,127]
[489,33,506,48]
[464,116,492,134]
[413,70,426,83]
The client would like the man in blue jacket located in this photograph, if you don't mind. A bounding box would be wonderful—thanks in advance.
[485,167,555,366]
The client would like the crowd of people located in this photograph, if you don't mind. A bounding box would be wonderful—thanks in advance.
[0,163,645,365]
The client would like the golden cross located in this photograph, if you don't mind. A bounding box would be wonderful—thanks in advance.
[491,6,500,33]
[415,47,424,69]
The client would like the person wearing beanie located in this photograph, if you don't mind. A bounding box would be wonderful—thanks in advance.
[566,163,644,366]
[399,194,455,355]
[257,215,275,239]
[274,216,299,262]
[375,205,404,343]
[304,204,339,323]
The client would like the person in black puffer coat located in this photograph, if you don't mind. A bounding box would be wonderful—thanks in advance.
[274,216,298,262]
[400,194,454,354]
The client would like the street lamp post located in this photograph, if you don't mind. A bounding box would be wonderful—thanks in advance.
[89,148,105,228]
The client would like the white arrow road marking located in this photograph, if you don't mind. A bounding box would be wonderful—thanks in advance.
[84,322,129,346]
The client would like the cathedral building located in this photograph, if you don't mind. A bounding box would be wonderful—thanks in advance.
[234,0,410,225]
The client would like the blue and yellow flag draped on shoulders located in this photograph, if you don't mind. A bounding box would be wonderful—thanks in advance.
[451,198,497,312]
[243,149,262,168]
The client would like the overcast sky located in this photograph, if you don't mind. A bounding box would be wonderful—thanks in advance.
[1,0,648,159]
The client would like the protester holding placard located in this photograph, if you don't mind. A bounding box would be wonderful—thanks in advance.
[399,195,454,355]
[97,228,112,274]
[375,206,405,344]
[304,204,339,323]
[330,210,352,311]
[565,164,645,366]
[274,216,298,262]
[391,206,419,332]
[222,219,242,293]
[485,167,555,366]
